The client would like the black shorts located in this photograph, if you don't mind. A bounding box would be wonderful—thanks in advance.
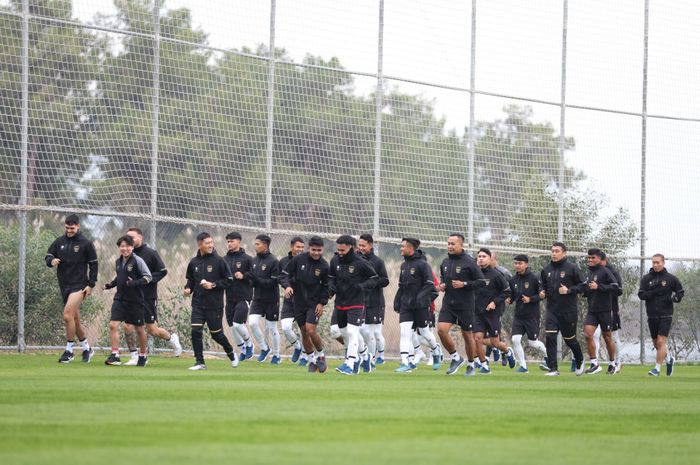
[250,300,279,321]
[281,298,295,320]
[110,300,145,326]
[61,286,86,305]
[437,302,474,331]
[191,305,225,332]
[336,307,364,328]
[225,299,250,325]
[331,307,338,326]
[545,311,578,339]
[294,306,319,327]
[365,306,385,324]
[473,311,501,338]
[648,317,672,339]
[511,316,540,340]
[399,306,430,328]
[584,311,613,332]
[612,310,621,331]
[144,299,158,324]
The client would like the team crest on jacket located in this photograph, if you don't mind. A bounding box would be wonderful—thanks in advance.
[314,268,320,276]
[127,264,133,272]
[73,245,80,253]
[348,266,355,274]
[207,265,213,272]
[661,280,667,287]
[484,279,490,286]
[456,266,461,274]
[262,264,267,271]
[301,265,306,270]
[235,262,241,269]
[593,275,598,282]
[560,271,565,278]
[410,267,415,275]
[524,282,529,289]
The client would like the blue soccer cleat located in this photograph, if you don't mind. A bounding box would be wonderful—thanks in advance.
[516,366,529,373]
[361,357,372,373]
[245,344,253,360]
[270,355,281,365]
[666,356,675,376]
[539,357,550,371]
[432,354,441,371]
[375,355,385,365]
[446,357,465,375]
[299,357,308,367]
[335,363,354,375]
[408,361,417,370]
[474,359,482,369]
[570,359,576,372]
[479,365,491,374]
[493,348,500,363]
[257,348,270,363]
[291,347,302,364]
[395,364,413,373]
[506,348,516,369]
[353,359,360,374]
[648,368,660,377]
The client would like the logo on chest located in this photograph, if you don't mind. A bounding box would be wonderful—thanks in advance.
[410,267,416,275]
[73,245,80,253]
[236,261,241,269]
[456,266,462,274]
[348,266,355,274]
[261,264,267,271]
[127,264,133,272]
[560,271,566,278]
[207,265,213,273]
[314,268,321,277]
[524,282,529,289]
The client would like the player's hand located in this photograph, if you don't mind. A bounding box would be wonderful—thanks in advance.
[588,281,598,290]
[200,279,214,290]
[451,280,465,289]
[284,287,294,299]
[521,295,531,303]
[102,283,113,291]
[183,288,192,297]
[439,283,446,292]
[539,290,546,299]
[315,304,324,317]
[486,302,496,311]
[505,298,512,305]
[234,271,244,280]
[51,258,61,267]
[558,284,569,295]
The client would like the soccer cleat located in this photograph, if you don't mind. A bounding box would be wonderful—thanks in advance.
[538,357,550,371]
[395,364,413,373]
[231,353,239,368]
[545,370,560,376]
[270,355,281,365]
[485,346,493,358]
[474,359,482,369]
[585,363,602,375]
[648,368,660,377]
[239,351,247,362]
[137,355,148,367]
[308,361,318,373]
[516,366,529,373]
[58,350,74,364]
[299,357,308,367]
[291,347,302,364]
[570,359,576,372]
[479,365,491,374]
[361,357,372,373]
[432,354,441,371]
[375,355,385,365]
[352,359,360,374]
[492,348,500,363]
[317,356,328,373]
[408,361,417,370]
[170,333,183,357]
[506,348,516,369]
[615,362,622,374]
[257,348,270,363]
[124,352,139,366]
[446,357,465,375]
[501,351,508,367]
[81,348,94,363]
[575,360,585,377]
[245,344,254,360]
[606,364,616,375]
[335,363,354,375]
[666,356,675,377]
[464,365,476,376]
[104,353,121,366]
[189,363,207,371]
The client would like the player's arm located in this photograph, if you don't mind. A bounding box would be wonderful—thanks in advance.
[150,250,168,283]
[672,277,685,303]
[415,262,436,309]
[493,273,510,305]
[45,238,60,267]
[214,259,234,289]
[376,259,390,288]
[127,255,152,287]
[86,241,98,288]
[359,261,379,290]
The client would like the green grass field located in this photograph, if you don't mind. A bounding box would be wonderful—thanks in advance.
[1,353,699,465]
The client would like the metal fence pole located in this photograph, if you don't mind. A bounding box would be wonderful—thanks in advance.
[17,0,29,353]
[264,0,277,232]
[372,0,384,244]
[149,0,160,247]
[467,0,476,247]
[557,0,568,242]
[639,0,650,364]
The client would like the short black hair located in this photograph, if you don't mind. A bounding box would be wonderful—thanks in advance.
[256,234,271,246]
[290,236,304,246]
[513,254,529,263]
[336,235,356,246]
[127,227,143,236]
[587,248,604,259]
[449,233,465,243]
[359,233,374,244]
[196,232,211,242]
[478,247,492,257]
[64,214,80,225]
[308,236,324,247]
[402,237,420,250]
[599,251,607,261]
[652,253,665,262]
[226,231,242,241]
[552,241,567,252]
[116,235,134,247]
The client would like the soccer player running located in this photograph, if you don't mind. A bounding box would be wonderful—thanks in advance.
[329,235,379,375]
[593,252,624,372]
[103,235,152,367]
[121,228,182,365]
[437,233,485,376]
[279,237,306,364]
[222,232,255,362]
[506,254,547,373]
[638,253,684,377]
[245,234,281,364]
[539,242,585,376]
[357,234,390,365]
[184,232,237,371]
[45,214,97,364]
[580,248,619,374]
[394,238,441,373]
[281,236,330,373]
[474,248,515,373]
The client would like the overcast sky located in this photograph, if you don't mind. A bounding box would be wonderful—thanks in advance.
[71,0,700,259]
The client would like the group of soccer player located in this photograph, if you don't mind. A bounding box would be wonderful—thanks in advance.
[46,214,684,377]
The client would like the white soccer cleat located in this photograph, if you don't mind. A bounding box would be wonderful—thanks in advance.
[188,363,207,371]
[231,353,239,368]
[170,333,183,357]
[124,352,139,366]
[413,350,426,365]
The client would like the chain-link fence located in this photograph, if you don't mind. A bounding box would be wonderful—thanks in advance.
[1,0,699,362]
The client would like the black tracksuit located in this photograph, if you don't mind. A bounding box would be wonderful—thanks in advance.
[133,243,167,301]
[361,251,390,313]
[106,254,152,326]
[509,268,542,320]
[245,251,280,303]
[328,252,379,310]
[439,251,485,310]
[223,248,254,302]
[475,267,510,315]
[280,252,330,311]
[45,232,98,300]
[279,252,295,318]
[394,249,435,326]
[638,268,684,318]
[607,264,623,314]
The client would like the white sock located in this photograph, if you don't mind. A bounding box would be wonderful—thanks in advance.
[344,324,360,367]
[399,321,414,365]
[330,324,342,340]
[374,325,385,354]
[655,363,662,371]
[417,326,439,356]
[265,320,280,356]
[529,339,547,358]
[65,341,74,353]
[593,325,601,360]
[360,324,375,357]
[281,318,300,349]
[451,351,460,361]
[612,330,621,363]
[248,314,268,351]
[233,323,252,348]
[591,358,598,366]
[79,339,90,351]
[512,334,526,369]
[230,326,243,346]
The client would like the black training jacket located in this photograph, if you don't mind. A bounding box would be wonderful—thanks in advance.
[133,243,167,301]
[607,264,624,313]
[279,252,295,310]
[185,250,233,309]
[509,268,542,319]
[328,251,379,309]
[475,266,511,315]
[394,249,435,312]
[106,254,152,303]
[638,268,684,318]
[540,259,584,314]
[45,232,98,291]
[245,251,280,303]
[577,264,619,313]
[361,251,390,311]
[280,252,330,310]
[439,251,485,310]
[223,248,254,302]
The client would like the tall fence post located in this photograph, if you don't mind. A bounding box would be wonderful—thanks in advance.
[373,0,384,244]
[264,0,277,232]
[17,0,29,353]
[467,0,476,247]
[149,0,161,248]
[639,0,650,364]
[557,0,568,242]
